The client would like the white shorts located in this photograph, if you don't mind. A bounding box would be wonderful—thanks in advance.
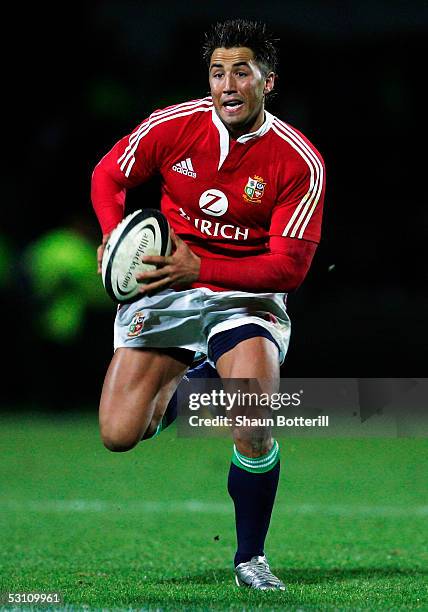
[113,288,291,365]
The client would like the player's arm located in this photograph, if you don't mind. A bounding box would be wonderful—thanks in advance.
[91,114,169,271]
[137,233,316,293]
[198,236,317,291]
[91,149,128,272]
[91,137,142,235]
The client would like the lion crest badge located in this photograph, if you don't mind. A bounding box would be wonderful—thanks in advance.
[243,175,266,204]
[127,311,145,337]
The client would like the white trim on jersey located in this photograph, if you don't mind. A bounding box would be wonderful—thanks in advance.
[271,119,324,240]
[211,108,230,170]
[117,98,212,167]
[118,98,213,178]
[237,110,274,142]
[211,107,275,170]
[151,96,212,118]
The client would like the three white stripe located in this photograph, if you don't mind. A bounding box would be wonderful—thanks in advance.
[233,440,279,470]
[180,158,194,172]
[272,119,324,239]
[118,98,212,178]
[118,97,211,165]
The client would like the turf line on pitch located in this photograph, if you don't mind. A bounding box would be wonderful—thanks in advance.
[2,499,428,516]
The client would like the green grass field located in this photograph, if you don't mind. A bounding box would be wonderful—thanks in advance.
[0,412,427,611]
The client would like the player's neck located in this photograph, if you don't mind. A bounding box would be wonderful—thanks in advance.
[227,110,266,140]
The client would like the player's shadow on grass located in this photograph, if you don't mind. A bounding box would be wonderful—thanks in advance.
[159,567,428,586]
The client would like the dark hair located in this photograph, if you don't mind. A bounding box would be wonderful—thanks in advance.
[202,19,279,76]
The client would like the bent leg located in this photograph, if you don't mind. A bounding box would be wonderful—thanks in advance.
[99,347,189,452]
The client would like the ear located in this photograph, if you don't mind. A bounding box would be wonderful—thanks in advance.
[263,72,275,95]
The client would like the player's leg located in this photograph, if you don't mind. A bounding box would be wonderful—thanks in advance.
[99,347,191,452]
[210,326,285,590]
[215,333,279,456]
[141,358,220,440]
[106,287,218,444]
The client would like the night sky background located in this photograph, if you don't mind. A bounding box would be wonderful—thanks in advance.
[3,1,427,409]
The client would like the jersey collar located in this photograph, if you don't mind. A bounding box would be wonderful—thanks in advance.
[211,107,273,170]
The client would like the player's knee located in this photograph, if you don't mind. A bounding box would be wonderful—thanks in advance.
[101,425,140,453]
[102,435,139,453]
[233,427,272,457]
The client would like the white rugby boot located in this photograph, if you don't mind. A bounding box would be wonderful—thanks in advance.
[234,555,286,590]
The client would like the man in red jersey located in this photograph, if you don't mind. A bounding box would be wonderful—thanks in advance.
[91,19,325,590]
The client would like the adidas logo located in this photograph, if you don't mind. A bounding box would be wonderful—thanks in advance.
[172,157,196,178]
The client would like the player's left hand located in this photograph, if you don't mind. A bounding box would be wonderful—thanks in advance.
[136,229,201,293]
[97,232,111,274]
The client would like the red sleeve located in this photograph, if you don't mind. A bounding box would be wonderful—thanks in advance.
[91,113,171,235]
[198,236,317,292]
[90,147,127,235]
[270,142,326,243]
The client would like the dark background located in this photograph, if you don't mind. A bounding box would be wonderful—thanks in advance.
[3,1,427,409]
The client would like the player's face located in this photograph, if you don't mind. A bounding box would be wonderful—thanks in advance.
[209,47,275,138]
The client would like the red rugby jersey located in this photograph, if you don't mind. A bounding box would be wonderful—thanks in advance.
[92,97,326,292]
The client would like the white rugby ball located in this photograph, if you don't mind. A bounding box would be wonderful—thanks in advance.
[102,208,172,303]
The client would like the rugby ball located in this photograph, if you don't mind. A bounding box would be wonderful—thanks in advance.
[101,208,172,303]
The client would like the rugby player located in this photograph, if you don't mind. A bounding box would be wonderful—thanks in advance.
[91,19,325,590]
